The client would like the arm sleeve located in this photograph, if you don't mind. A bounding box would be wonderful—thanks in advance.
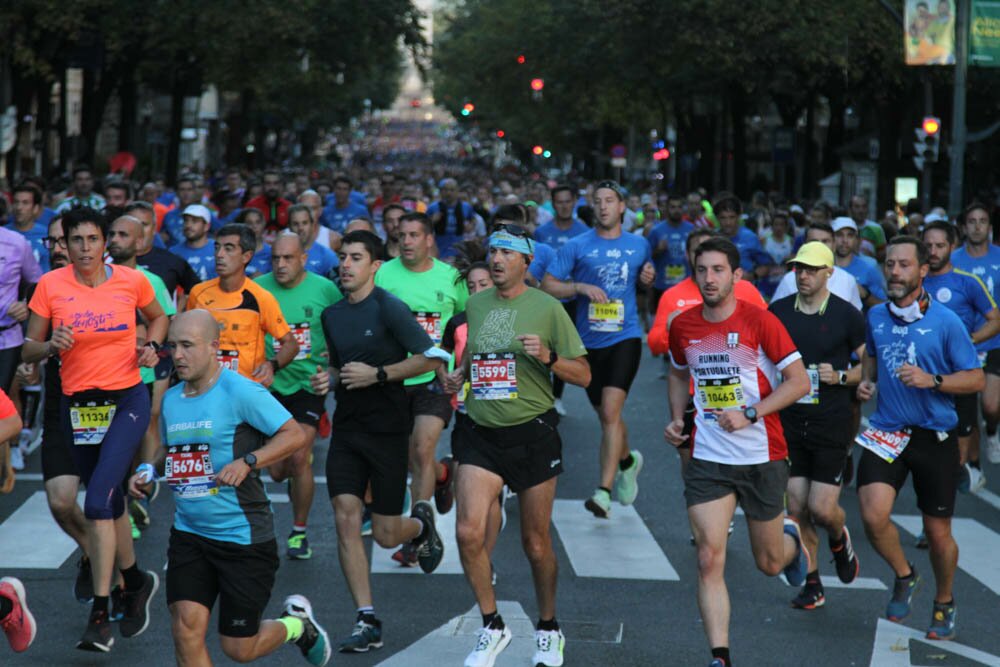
[260,290,291,340]
[237,379,294,436]
[321,312,341,369]
[179,259,201,292]
[384,295,436,355]
[547,242,575,282]
[20,239,42,283]
[134,270,157,310]
[865,312,877,357]
[648,288,672,355]
[757,309,801,370]
[667,318,688,369]
[968,274,998,313]
[28,274,51,319]
[946,315,984,372]
[550,301,587,359]
[848,305,867,351]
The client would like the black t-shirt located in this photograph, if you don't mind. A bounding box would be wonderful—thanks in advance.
[321,286,434,434]
[137,246,200,295]
[441,311,467,354]
[769,293,866,427]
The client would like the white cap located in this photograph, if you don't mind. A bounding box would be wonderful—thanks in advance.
[789,204,804,214]
[924,212,948,224]
[832,216,858,233]
[182,204,212,223]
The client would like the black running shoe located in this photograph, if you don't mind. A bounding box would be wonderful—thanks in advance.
[411,500,444,574]
[109,586,126,622]
[120,570,159,638]
[790,582,826,610]
[831,526,860,584]
[75,557,94,604]
[77,610,114,652]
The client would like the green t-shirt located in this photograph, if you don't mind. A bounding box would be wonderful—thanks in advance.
[139,268,176,385]
[256,271,343,396]
[465,287,586,428]
[374,257,468,385]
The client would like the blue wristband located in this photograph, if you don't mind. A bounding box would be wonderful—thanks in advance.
[136,463,157,483]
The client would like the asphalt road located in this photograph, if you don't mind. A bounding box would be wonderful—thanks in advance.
[3,347,1000,667]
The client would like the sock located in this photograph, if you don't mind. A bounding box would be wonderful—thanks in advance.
[278,615,304,643]
[598,486,612,496]
[92,595,109,617]
[969,459,981,470]
[121,563,145,591]
[536,617,559,632]
[357,606,376,623]
[829,531,847,551]
[292,523,307,533]
[0,595,12,619]
[618,454,634,471]
[482,611,504,630]
[935,598,955,607]
[711,647,731,666]
[899,564,915,581]
[437,462,450,484]
[806,570,821,587]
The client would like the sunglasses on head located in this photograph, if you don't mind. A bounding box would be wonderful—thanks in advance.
[493,223,529,237]
[595,181,625,198]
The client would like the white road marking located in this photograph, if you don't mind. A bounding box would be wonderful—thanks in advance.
[0,491,83,569]
[869,617,1000,666]
[894,514,1000,594]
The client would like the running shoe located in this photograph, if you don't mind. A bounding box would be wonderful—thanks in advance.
[614,450,644,506]
[282,594,332,665]
[926,599,956,640]
[708,660,726,667]
[9,445,24,472]
[110,585,125,622]
[886,566,921,622]
[338,617,383,653]
[287,531,313,560]
[915,531,929,549]
[129,497,150,529]
[790,582,825,610]
[0,577,36,652]
[435,456,457,514]
[75,556,94,603]
[532,628,565,666]
[966,463,986,494]
[553,399,567,417]
[464,624,512,667]
[584,488,611,519]
[411,500,444,573]
[361,506,372,536]
[391,543,418,567]
[782,517,810,587]
[119,570,159,638]
[77,609,114,652]
[831,526,860,584]
[129,514,141,540]
[986,431,1000,464]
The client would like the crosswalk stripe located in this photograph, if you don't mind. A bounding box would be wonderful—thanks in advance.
[0,491,81,569]
[975,488,1000,513]
[893,514,1000,595]
[551,499,678,580]
[371,507,464,575]
[869,617,1000,666]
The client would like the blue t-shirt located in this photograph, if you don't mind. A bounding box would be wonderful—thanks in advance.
[647,220,694,290]
[952,244,1000,303]
[306,242,339,276]
[170,242,217,281]
[160,369,292,545]
[842,254,887,301]
[427,200,477,258]
[866,302,980,432]
[924,269,999,352]
[246,245,272,278]
[320,201,368,232]
[547,229,651,349]
[528,241,557,284]
[535,219,589,250]
[723,227,770,274]
[7,221,50,273]
[162,208,219,247]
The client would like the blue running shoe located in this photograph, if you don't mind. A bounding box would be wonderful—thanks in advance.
[886,566,920,622]
[782,517,810,587]
[926,599,956,640]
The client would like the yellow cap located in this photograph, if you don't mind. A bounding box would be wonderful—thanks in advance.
[786,241,834,268]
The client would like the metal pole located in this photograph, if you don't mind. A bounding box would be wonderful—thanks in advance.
[949,0,969,216]
[922,75,933,211]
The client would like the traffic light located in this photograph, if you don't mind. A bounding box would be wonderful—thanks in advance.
[653,148,671,161]
[461,103,475,117]
[913,116,942,171]
[530,78,545,92]
[517,54,526,64]
[542,150,552,158]
[496,130,505,138]
[532,145,544,155]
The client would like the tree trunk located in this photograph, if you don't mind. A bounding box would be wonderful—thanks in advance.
[730,85,747,198]
[118,69,136,152]
[166,73,184,186]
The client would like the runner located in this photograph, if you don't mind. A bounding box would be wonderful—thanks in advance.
[848,194,887,261]
[647,193,695,305]
[771,223,863,309]
[855,235,983,641]
[0,390,35,653]
[921,221,1000,493]
[287,204,339,277]
[309,229,446,652]
[319,175,368,242]
[832,217,886,308]
[245,170,292,234]
[769,242,866,609]
[951,202,1000,464]
[256,232,343,559]
[452,226,590,667]
[665,236,811,667]
[54,164,106,212]
[374,211,467,565]
[160,175,209,247]
[169,204,218,282]
[186,223,299,385]
[381,203,405,260]
[235,208,274,277]
[127,310,331,666]
[9,183,51,271]
[23,207,166,651]
[542,179,654,519]
[127,201,201,309]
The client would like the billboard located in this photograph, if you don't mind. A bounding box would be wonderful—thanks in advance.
[971,0,1000,66]
[905,0,957,65]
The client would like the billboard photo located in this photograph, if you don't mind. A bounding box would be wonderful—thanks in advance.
[906,0,956,65]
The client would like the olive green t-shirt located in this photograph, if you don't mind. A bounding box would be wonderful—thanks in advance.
[465,286,586,428]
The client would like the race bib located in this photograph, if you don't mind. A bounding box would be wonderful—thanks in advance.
[697,377,745,422]
[855,426,911,463]
[275,322,311,360]
[414,311,443,345]
[165,443,218,499]
[797,367,820,405]
[69,399,117,446]
[217,349,239,372]
[588,300,625,333]
[470,352,518,400]
[665,265,686,282]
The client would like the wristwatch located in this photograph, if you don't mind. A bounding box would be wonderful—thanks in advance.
[838,371,848,386]
[545,350,559,368]
[242,452,258,470]
[145,340,161,354]
[743,406,758,424]
[376,365,388,385]
[933,374,944,388]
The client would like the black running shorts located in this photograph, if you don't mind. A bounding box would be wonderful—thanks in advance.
[273,389,325,429]
[954,394,978,437]
[455,409,563,493]
[584,338,642,406]
[784,418,851,486]
[326,430,409,515]
[405,380,454,426]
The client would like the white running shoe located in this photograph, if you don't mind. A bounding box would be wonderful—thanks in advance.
[9,446,24,472]
[532,629,565,666]
[986,432,1000,465]
[464,625,511,667]
[553,399,567,417]
[966,463,986,494]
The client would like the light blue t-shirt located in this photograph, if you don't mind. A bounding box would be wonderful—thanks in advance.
[306,242,339,276]
[866,302,980,432]
[528,241,557,284]
[320,200,369,232]
[535,219,589,250]
[160,369,292,545]
[722,226,770,274]
[647,220,694,290]
[924,269,999,352]
[843,254,887,301]
[169,242,217,281]
[162,208,219,247]
[6,220,50,273]
[245,245,272,278]
[547,229,651,349]
[952,245,1000,300]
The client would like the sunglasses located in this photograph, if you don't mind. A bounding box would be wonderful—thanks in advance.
[492,223,534,251]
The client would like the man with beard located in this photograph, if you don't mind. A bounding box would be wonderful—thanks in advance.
[381,204,405,260]
[246,171,292,234]
[169,205,217,282]
[161,176,215,247]
[646,193,695,315]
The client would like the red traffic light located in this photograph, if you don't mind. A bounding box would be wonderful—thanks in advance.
[653,148,671,161]
[517,55,526,64]
[532,145,544,155]
[922,116,941,135]
[496,130,505,138]
[530,78,545,92]
[463,103,475,113]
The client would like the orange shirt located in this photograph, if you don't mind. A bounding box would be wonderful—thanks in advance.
[187,276,290,381]
[29,265,155,394]
[648,277,767,356]
[0,388,15,419]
